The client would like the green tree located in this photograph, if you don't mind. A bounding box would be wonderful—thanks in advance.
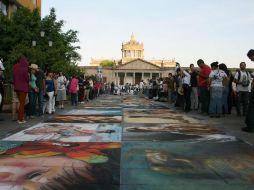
[0,7,81,81]
[100,60,116,67]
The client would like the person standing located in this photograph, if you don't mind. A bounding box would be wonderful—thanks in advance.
[219,63,230,115]
[27,64,39,119]
[13,56,29,124]
[167,73,175,104]
[190,64,199,110]
[83,78,90,102]
[208,62,227,118]
[69,75,79,106]
[35,67,45,116]
[0,59,5,121]
[56,72,67,109]
[45,71,56,114]
[242,49,254,132]
[234,62,251,116]
[197,59,211,114]
[180,68,191,112]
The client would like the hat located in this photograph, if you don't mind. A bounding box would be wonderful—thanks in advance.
[30,64,39,70]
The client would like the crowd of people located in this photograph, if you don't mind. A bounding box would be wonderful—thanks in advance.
[141,50,254,132]
[7,55,108,124]
[0,49,253,133]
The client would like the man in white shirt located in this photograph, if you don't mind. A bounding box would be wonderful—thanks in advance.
[180,68,191,112]
[242,50,254,132]
[0,59,5,121]
[234,62,251,116]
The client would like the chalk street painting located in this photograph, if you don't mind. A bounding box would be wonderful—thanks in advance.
[0,141,120,190]
[79,100,122,107]
[65,108,122,116]
[121,141,254,189]
[124,108,178,116]
[4,123,122,142]
[46,115,122,123]
[123,114,200,124]
[122,123,230,142]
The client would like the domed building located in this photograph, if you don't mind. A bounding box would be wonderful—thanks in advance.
[82,34,176,85]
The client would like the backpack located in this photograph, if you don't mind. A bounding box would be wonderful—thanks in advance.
[237,71,250,87]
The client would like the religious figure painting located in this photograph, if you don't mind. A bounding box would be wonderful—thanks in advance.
[121,141,254,188]
[123,123,228,142]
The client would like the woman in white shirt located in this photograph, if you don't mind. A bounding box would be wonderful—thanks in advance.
[56,72,67,109]
[180,68,191,112]
[208,62,227,118]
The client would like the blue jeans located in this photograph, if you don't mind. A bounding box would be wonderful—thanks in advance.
[222,87,229,114]
[199,87,210,113]
[209,86,223,114]
[245,89,254,129]
[36,91,43,115]
[236,91,249,115]
[27,90,37,116]
[71,93,77,106]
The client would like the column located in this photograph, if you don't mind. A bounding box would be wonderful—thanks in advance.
[123,72,126,84]
[133,72,136,85]
[116,72,119,86]
[142,72,144,80]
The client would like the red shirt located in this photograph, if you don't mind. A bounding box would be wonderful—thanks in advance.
[198,64,211,87]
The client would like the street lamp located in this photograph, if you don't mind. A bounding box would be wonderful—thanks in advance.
[32,31,53,47]
[40,30,45,37]
[32,31,53,71]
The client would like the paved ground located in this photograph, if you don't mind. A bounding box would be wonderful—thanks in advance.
[0,94,253,190]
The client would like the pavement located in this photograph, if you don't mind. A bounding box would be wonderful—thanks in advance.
[0,94,253,190]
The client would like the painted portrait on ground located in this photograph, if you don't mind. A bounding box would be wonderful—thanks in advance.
[80,100,121,107]
[65,108,122,116]
[0,141,121,190]
[124,114,199,124]
[4,123,122,142]
[121,141,254,189]
[123,123,228,141]
[124,109,178,116]
[46,115,122,123]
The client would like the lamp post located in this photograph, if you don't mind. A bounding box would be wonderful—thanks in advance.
[32,30,53,47]
[32,31,53,71]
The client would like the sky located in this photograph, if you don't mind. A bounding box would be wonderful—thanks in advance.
[42,0,254,68]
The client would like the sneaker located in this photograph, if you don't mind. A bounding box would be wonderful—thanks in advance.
[17,120,27,124]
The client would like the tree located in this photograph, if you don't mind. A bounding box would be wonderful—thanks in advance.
[100,60,116,67]
[0,7,81,81]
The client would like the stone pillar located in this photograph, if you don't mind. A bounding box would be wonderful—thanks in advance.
[141,72,144,80]
[116,72,119,86]
[123,72,126,85]
[133,72,136,85]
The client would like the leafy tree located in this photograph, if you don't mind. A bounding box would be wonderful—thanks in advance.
[0,7,82,81]
[100,60,116,67]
